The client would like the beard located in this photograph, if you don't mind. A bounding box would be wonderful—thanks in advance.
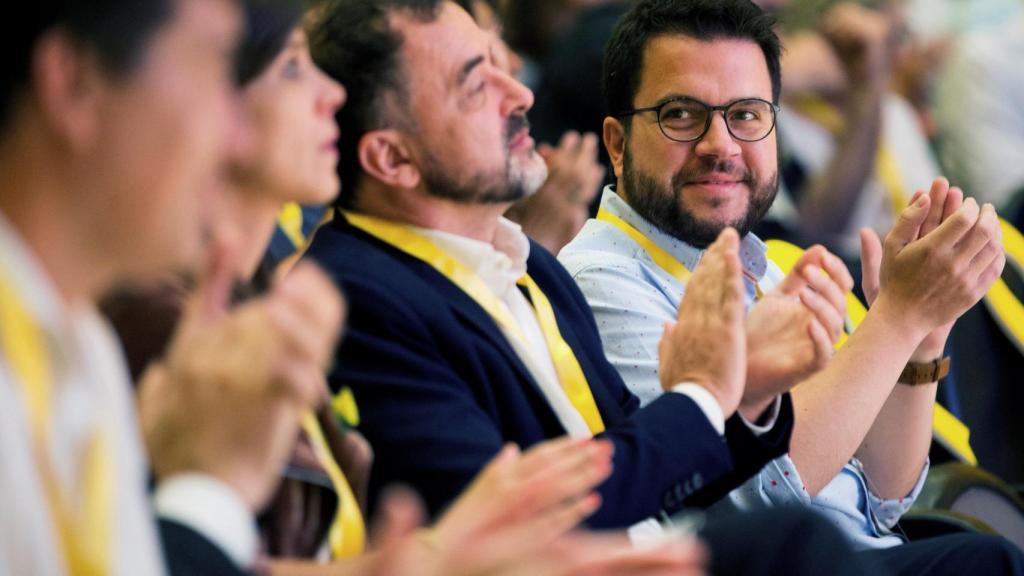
[419,113,547,205]
[621,146,777,248]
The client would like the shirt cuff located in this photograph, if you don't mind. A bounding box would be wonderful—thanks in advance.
[738,395,782,437]
[670,383,725,435]
[864,457,930,531]
[154,473,258,569]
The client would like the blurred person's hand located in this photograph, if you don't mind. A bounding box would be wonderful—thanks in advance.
[862,178,1004,349]
[742,245,852,419]
[430,436,612,554]
[506,131,605,254]
[658,229,746,418]
[140,244,345,512]
[363,487,705,576]
[820,2,901,88]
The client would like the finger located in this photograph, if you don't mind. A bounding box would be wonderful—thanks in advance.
[975,251,1006,293]
[800,263,849,320]
[926,196,981,248]
[821,249,855,294]
[967,241,1005,290]
[859,228,883,306]
[954,202,999,261]
[538,143,555,162]
[800,287,845,345]
[806,315,835,364]
[885,192,931,252]
[558,130,582,157]
[576,132,599,165]
[277,262,345,340]
[273,356,327,408]
[942,186,963,223]
[774,245,827,296]
[920,177,950,237]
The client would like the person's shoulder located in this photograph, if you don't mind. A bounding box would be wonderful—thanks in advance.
[557,219,648,278]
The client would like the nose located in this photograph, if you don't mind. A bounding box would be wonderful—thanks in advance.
[317,69,346,116]
[693,111,742,160]
[495,68,534,118]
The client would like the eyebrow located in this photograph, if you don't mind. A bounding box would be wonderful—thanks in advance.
[456,55,486,87]
[653,93,765,107]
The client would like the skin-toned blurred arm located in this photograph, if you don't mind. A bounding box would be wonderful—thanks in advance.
[789,3,898,242]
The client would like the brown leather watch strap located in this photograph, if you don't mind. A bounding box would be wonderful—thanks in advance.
[898,357,951,385]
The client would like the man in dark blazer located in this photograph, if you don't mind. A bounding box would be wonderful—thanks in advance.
[306,0,801,533]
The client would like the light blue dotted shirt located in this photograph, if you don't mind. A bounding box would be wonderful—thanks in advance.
[558,187,927,550]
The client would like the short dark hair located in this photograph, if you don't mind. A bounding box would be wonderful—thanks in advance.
[307,0,444,208]
[1,0,174,131]
[235,0,305,86]
[603,0,781,125]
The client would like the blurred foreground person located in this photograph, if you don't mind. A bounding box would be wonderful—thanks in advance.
[0,0,348,574]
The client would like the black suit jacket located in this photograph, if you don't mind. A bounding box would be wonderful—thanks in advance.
[306,215,792,528]
[159,519,247,576]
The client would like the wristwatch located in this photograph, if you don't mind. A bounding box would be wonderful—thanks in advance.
[898,357,950,385]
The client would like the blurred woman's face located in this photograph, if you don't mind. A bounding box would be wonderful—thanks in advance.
[236,28,346,205]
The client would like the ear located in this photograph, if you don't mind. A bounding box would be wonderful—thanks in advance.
[357,129,421,190]
[603,116,626,181]
[31,30,106,152]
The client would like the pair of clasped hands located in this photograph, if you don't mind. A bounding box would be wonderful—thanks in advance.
[659,177,1004,427]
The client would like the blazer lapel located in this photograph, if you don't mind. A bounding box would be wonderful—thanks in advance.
[336,218,552,410]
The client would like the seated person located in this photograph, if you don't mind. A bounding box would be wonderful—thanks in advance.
[103,2,704,575]
[302,1,880,574]
[0,0,336,574]
[558,0,1021,574]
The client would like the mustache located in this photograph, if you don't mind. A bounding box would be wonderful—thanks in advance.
[505,114,530,147]
[671,158,754,189]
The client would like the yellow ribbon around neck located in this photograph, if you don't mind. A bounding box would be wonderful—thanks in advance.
[343,211,605,435]
[300,412,366,559]
[596,208,765,299]
[0,266,112,575]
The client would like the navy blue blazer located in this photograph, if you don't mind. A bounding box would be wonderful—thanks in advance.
[159,519,247,576]
[306,215,793,529]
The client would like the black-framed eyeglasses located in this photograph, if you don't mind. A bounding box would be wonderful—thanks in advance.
[616,97,779,143]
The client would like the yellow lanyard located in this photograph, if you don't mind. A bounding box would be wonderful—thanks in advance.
[277,202,307,248]
[299,412,366,558]
[0,266,112,575]
[790,96,908,219]
[596,208,765,299]
[343,211,606,435]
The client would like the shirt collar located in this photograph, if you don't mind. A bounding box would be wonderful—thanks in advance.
[599,185,769,282]
[414,217,530,298]
[0,211,73,336]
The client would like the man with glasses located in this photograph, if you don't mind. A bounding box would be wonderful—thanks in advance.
[560,0,1023,573]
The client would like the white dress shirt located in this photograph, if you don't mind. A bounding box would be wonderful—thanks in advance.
[416,218,742,437]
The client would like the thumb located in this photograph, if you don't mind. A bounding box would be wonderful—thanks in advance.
[859,228,883,306]
[886,193,930,252]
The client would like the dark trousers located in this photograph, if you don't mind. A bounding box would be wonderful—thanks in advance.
[862,533,1024,576]
[700,507,877,575]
